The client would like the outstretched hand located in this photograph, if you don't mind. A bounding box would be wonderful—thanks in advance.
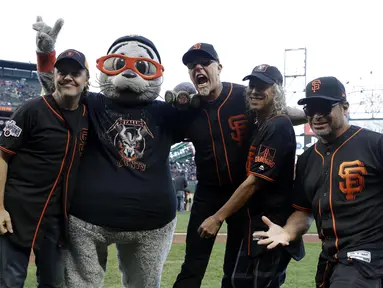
[33,16,64,53]
[252,216,291,249]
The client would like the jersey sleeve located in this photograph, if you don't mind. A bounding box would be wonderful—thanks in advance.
[162,104,189,143]
[292,155,312,212]
[247,116,293,183]
[0,104,31,155]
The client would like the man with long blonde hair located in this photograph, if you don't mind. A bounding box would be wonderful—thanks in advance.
[198,65,304,287]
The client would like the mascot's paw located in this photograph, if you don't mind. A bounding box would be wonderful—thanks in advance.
[33,16,64,54]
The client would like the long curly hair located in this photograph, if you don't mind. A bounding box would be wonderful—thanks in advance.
[245,83,287,122]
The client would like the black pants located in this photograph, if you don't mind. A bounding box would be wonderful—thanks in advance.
[317,262,382,288]
[0,217,64,288]
[173,185,246,288]
[232,238,292,288]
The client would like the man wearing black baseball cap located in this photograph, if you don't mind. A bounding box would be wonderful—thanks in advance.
[53,49,89,106]
[242,64,284,86]
[173,43,307,287]
[297,76,348,140]
[0,47,89,287]
[253,76,383,287]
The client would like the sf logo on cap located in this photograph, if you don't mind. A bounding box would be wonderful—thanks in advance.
[193,43,201,50]
[312,79,321,92]
[254,64,269,72]
[66,51,73,57]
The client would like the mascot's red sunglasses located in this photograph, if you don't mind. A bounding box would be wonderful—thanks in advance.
[96,54,164,80]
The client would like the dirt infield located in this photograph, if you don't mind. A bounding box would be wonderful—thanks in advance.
[28,233,320,264]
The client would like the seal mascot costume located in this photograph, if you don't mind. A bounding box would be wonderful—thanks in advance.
[33,17,186,288]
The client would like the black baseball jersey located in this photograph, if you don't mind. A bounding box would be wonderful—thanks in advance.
[293,125,383,264]
[0,95,88,249]
[244,115,304,261]
[246,115,297,227]
[182,82,251,190]
[69,92,178,231]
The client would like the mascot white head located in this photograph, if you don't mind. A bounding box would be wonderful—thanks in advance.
[33,17,164,104]
[96,35,164,103]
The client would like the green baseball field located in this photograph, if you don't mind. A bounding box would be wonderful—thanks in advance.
[24,212,321,287]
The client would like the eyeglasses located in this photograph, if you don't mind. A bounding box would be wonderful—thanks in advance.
[96,54,164,80]
[186,59,214,70]
[303,101,341,117]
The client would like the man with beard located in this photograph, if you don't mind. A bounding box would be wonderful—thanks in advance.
[0,49,89,287]
[173,43,306,288]
[198,64,304,287]
[253,76,383,288]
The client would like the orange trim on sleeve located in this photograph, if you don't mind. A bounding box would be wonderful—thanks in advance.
[248,171,275,183]
[37,50,56,73]
[0,146,16,155]
[292,204,311,212]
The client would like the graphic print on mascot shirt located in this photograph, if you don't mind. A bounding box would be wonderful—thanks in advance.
[107,117,154,170]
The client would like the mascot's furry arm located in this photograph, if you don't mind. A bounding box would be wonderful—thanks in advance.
[32,16,64,94]
[285,107,307,125]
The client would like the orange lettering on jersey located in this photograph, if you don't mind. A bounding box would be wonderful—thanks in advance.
[338,160,367,200]
[246,145,257,174]
[78,128,88,156]
[228,114,248,145]
[311,79,321,93]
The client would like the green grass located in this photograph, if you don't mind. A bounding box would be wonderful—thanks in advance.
[23,212,319,287]
[24,242,321,287]
[176,211,317,235]
[175,211,228,233]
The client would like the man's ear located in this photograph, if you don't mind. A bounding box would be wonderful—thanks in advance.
[341,101,349,116]
[217,63,223,74]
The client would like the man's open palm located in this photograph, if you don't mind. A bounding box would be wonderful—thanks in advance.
[252,216,290,249]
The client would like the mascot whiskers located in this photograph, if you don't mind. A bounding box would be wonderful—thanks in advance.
[33,16,184,288]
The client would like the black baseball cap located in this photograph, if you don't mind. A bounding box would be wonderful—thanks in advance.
[298,76,346,105]
[55,49,89,70]
[107,35,162,63]
[182,43,219,65]
[243,64,283,85]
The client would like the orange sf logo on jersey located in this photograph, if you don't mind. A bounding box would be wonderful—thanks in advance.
[338,160,367,200]
[228,114,248,145]
[79,128,88,156]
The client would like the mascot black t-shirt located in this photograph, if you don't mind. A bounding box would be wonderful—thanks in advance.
[70,93,177,231]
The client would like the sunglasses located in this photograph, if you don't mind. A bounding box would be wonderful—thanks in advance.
[303,101,341,117]
[186,59,214,70]
[96,54,164,80]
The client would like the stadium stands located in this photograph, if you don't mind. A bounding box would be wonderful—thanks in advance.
[0,60,42,134]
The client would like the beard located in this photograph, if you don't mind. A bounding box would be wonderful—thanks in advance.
[197,86,211,97]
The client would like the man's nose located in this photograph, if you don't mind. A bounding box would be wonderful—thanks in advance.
[194,64,203,70]
[63,74,72,81]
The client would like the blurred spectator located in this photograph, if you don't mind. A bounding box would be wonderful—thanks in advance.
[0,76,41,107]
[174,173,188,212]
